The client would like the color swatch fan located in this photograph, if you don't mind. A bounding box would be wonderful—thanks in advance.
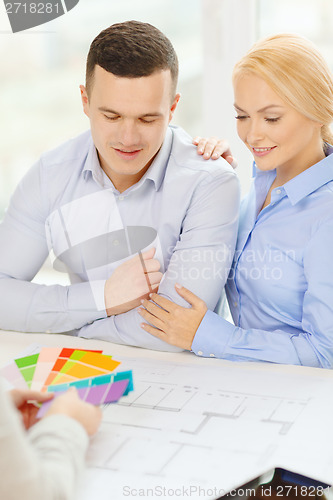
[0,346,133,416]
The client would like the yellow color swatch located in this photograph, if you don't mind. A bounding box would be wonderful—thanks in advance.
[50,351,120,386]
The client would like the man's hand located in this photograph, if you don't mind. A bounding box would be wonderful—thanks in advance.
[104,247,163,316]
[10,389,54,429]
[193,136,237,168]
[138,283,207,350]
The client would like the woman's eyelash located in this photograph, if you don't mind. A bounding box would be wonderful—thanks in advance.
[235,115,281,123]
[265,117,281,123]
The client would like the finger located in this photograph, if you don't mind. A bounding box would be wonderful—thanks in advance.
[202,137,220,159]
[146,271,163,286]
[11,389,53,407]
[210,139,231,160]
[11,388,30,399]
[192,136,202,146]
[141,298,169,321]
[140,321,167,340]
[195,138,207,155]
[140,247,156,260]
[138,307,166,331]
[60,387,79,401]
[26,390,54,402]
[144,258,161,273]
[174,283,203,307]
[148,293,179,312]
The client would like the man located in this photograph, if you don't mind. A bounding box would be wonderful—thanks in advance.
[0,21,240,351]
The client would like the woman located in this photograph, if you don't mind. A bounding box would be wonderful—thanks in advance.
[0,382,102,500]
[138,34,333,368]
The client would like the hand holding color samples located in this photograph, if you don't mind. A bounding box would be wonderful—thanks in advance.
[10,388,54,429]
[45,387,102,436]
[2,346,134,423]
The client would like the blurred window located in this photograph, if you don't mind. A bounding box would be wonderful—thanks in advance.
[2,0,333,217]
[258,0,333,69]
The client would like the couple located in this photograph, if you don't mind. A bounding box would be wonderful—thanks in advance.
[1,22,333,370]
[1,20,333,500]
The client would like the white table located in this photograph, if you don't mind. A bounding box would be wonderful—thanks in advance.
[1,330,333,500]
[2,329,332,375]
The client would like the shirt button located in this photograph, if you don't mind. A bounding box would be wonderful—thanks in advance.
[113,239,119,246]
[209,354,215,358]
[276,189,281,194]
[198,350,203,356]
[118,195,124,201]
[234,301,238,307]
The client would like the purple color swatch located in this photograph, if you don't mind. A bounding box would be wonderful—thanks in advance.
[37,379,130,418]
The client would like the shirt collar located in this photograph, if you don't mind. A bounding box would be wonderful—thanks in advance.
[82,127,174,192]
[284,146,333,205]
[138,126,173,191]
[82,135,105,185]
[253,144,333,206]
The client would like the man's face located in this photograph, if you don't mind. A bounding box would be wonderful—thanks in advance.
[80,66,180,192]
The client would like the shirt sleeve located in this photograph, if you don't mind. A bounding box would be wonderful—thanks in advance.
[78,169,240,351]
[0,161,106,333]
[0,382,89,500]
[192,218,333,368]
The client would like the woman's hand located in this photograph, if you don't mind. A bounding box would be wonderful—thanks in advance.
[10,389,54,429]
[138,283,207,350]
[45,387,102,436]
[193,136,237,167]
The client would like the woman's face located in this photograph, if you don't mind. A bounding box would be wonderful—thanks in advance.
[233,73,324,181]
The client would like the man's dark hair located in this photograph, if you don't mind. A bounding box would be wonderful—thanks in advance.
[86,20,179,99]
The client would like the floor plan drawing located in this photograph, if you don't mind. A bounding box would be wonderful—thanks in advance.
[78,356,333,500]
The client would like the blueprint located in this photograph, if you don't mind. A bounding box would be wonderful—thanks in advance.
[77,356,333,500]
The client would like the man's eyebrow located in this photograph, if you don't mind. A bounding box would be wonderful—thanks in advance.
[98,107,163,118]
[98,107,119,114]
[234,104,284,113]
[140,112,164,118]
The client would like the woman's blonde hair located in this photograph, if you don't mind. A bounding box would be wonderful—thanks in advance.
[232,33,333,146]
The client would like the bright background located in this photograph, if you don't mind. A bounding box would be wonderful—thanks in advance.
[1,0,333,219]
